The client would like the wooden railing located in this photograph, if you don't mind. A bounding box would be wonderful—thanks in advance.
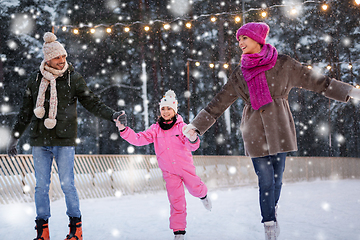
[0,154,359,204]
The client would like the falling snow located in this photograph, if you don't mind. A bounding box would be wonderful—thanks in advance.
[168,0,191,17]
[1,3,360,239]
[0,127,11,149]
[10,13,35,35]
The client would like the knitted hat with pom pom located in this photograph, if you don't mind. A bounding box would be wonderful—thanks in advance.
[236,22,270,45]
[43,32,67,61]
[159,90,178,113]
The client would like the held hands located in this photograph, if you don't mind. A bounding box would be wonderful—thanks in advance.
[182,124,198,142]
[113,111,127,131]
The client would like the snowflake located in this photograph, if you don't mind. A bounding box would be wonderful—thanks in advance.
[321,202,331,212]
[110,133,119,141]
[216,134,225,145]
[106,0,119,9]
[117,99,125,107]
[134,105,142,113]
[16,68,26,76]
[323,34,332,43]
[107,169,113,175]
[62,17,70,24]
[127,145,135,154]
[192,70,201,79]
[184,91,191,99]
[228,166,237,175]
[168,0,190,17]
[11,14,35,35]
[1,104,11,113]
[115,191,122,198]
[7,40,18,50]
[149,157,157,165]
[22,143,31,151]
[111,228,121,237]
[23,185,31,193]
[342,37,351,47]
[0,127,10,149]
[210,192,218,201]
[336,134,345,144]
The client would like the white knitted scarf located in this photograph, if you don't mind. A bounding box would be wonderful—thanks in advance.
[34,60,68,129]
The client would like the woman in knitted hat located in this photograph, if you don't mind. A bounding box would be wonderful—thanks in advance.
[115,90,211,240]
[183,22,360,240]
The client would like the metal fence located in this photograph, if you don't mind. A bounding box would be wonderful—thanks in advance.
[0,154,359,204]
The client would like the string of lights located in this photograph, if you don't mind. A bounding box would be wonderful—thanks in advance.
[55,1,353,34]
[52,1,360,71]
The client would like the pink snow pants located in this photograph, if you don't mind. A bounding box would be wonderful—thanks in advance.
[162,165,208,232]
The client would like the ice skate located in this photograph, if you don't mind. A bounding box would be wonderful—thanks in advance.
[200,195,212,211]
[275,205,280,237]
[64,216,82,240]
[173,230,185,240]
[174,235,185,240]
[34,219,50,240]
[264,221,277,240]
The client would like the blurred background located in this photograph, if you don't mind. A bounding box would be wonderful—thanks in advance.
[1,0,360,157]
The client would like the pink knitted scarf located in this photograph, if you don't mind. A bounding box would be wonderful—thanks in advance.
[33,60,68,129]
[241,44,278,110]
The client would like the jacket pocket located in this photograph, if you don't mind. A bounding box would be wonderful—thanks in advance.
[56,120,77,138]
[29,120,39,138]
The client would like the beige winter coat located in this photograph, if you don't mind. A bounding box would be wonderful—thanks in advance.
[191,54,353,158]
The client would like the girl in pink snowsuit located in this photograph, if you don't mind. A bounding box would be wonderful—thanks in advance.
[115,90,211,240]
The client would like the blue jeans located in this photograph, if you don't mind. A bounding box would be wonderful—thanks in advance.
[251,152,286,223]
[32,146,81,220]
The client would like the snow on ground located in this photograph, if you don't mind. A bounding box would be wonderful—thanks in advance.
[1,179,360,240]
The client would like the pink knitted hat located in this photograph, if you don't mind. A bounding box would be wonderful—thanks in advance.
[42,32,67,61]
[236,22,270,45]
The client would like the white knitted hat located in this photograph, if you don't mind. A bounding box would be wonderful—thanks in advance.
[42,32,67,61]
[159,90,178,113]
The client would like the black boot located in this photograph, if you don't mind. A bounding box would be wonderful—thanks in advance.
[64,216,82,240]
[34,219,50,240]
[173,230,186,240]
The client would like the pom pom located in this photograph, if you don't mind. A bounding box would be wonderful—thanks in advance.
[164,89,176,98]
[34,107,45,119]
[43,32,57,43]
[44,118,57,129]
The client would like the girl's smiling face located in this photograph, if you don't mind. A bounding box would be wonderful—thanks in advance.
[160,106,176,121]
[238,35,262,54]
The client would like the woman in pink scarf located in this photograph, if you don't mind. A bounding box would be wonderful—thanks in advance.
[183,22,360,240]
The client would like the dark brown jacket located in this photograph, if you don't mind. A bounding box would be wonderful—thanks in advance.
[12,64,115,146]
[191,54,353,158]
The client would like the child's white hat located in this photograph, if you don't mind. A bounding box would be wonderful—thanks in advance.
[159,90,178,113]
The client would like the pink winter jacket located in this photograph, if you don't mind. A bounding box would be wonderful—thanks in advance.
[119,115,200,173]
